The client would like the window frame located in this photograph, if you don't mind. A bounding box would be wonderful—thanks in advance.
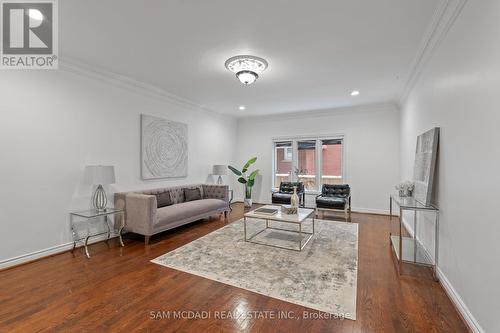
[272,134,346,193]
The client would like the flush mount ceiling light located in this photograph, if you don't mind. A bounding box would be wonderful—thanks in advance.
[350,90,360,96]
[239,105,246,110]
[225,55,268,85]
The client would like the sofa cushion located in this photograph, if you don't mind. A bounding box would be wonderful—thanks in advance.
[184,187,202,202]
[156,191,172,208]
[155,199,227,227]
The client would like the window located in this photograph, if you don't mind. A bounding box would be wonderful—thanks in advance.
[283,147,292,161]
[297,140,317,191]
[273,136,344,191]
[321,139,343,185]
[274,141,292,188]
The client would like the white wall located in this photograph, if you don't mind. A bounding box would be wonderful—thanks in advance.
[400,1,500,332]
[0,66,237,265]
[235,104,400,213]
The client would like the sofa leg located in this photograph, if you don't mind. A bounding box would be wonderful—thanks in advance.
[145,236,150,245]
[224,210,228,219]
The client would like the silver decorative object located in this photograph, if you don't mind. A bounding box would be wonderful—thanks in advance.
[84,165,115,212]
[281,204,297,215]
[290,186,299,210]
[141,114,188,180]
[92,185,107,211]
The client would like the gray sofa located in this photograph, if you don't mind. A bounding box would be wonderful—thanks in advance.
[114,184,229,244]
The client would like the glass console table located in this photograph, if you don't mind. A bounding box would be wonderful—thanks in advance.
[389,194,439,280]
[70,208,125,258]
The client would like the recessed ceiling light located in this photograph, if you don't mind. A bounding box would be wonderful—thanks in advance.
[225,55,268,85]
[239,106,246,110]
[350,90,360,96]
[29,9,44,21]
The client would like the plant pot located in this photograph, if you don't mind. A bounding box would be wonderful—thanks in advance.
[244,198,253,208]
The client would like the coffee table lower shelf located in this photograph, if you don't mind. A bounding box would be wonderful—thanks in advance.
[244,216,315,251]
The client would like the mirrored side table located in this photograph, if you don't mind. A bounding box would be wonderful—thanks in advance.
[389,194,439,280]
[70,208,125,258]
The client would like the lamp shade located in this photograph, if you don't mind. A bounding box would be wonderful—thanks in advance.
[212,165,227,176]
[84,165,115,185]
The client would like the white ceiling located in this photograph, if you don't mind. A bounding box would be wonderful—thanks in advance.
[60,0,440,117]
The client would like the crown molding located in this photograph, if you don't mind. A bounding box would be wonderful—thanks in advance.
[238,102,398,123]
[399,0,468,105]
[58,57,229,119]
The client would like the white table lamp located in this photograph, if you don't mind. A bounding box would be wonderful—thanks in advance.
[212,165,227,185]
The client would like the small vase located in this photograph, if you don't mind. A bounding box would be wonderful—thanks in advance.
[290,186,299,211]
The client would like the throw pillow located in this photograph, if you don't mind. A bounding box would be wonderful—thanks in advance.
[156,191,172,208]
[184,188,202,202]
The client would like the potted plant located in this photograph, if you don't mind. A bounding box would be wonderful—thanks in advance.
[228,157,259,208]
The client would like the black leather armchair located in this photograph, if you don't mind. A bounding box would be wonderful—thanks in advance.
[271,182,305,207]
[315,184,351,220]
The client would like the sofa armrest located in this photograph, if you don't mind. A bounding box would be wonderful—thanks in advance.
[202,185,229,203]
[125,193,157,236]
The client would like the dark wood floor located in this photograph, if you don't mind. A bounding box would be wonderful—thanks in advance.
[0,203,468,333]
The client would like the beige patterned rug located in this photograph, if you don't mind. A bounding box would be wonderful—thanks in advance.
[152,218,358,319]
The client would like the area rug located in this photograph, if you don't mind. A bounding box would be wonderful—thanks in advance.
[151,218,358,319]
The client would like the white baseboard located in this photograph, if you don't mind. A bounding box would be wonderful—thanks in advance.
[437,267,484,333]
[351,207,389,215]
[0,234,117,270]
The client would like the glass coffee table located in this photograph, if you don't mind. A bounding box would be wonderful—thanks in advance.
[244,205,315,251]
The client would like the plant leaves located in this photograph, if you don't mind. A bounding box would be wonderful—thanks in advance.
[247,178,255,187]
[242,157,257,172]
[227,165,242,176]
[248,169,259,180]
[237,177,247,184]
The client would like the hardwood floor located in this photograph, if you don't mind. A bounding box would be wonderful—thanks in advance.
[0,203,468,333]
